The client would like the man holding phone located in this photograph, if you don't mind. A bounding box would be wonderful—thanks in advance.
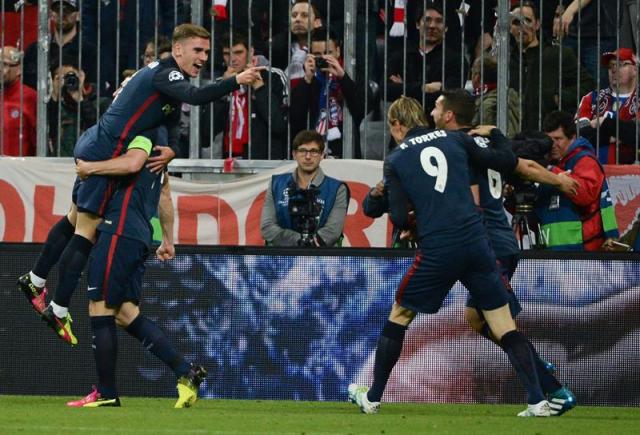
[289,27,372,158]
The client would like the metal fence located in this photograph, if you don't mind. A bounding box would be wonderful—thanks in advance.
[1,0,639,164]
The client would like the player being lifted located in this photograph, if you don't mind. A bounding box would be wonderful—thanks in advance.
[17,24,263,345]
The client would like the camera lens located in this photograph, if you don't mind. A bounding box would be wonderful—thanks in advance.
[63,71,80,92]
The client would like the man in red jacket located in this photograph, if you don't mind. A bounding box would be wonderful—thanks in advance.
[536,111,618,251]
[1,46,37,156]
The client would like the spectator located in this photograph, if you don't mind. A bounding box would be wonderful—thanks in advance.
[509,1,594,132]
[1,46,37,156]
[576,48,638,164]
[23,0,97,91]
[260,130,349,247]
[535,111,618,251]
[471,55,520,139]
[553,0,619,88]
[386,1,467,116]
[290,27,372,158]
[141,35,173,66]
[203,31,288,160]
[47,59,110,156]
[270,0,323,87]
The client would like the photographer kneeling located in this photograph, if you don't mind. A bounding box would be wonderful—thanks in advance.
[260,130,349,247]
[535,111,619,251]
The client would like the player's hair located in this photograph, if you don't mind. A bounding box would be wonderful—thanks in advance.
[471,54,497,83]
[388,96,429,130]
[172,24,210,44]
[542,111,577,137]
[440,89,476,126]
[292,130,325,152]
[220,31,250,50]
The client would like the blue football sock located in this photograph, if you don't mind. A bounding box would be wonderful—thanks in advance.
[53,234,93,308]
[125,315,190,378]
[91,316,118,399]
[32,216,75,280]
[368,320,407,403]
[501,330,545,404]
[527,339,563,394]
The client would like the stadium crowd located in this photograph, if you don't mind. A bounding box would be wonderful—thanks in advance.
[1,0,639,250]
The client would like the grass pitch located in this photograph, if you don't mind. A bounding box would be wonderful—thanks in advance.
[1,396,638,435]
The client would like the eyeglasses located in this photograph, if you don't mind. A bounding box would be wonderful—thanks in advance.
[295,148,321,156]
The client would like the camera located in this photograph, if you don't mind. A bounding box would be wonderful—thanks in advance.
[287,185,323,246]
[62,71,80,92]
[314,56,328,69]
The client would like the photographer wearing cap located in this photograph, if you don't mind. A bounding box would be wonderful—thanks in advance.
[535,111,619,251]
[260,130,349,247]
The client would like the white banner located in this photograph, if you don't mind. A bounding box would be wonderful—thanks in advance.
[2,158,638,246]
[0,158,392,247]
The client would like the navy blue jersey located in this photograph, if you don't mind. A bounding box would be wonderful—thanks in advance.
[98,128,168,247]
[78,56,239,161]
[385,127,517,248]
[463,129,520,257]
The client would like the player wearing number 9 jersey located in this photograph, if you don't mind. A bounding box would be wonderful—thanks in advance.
[348,96,556,418]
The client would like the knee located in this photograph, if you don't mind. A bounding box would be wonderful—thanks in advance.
[116,303,140,328]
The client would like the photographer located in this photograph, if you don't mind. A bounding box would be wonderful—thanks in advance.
[47,60,110,156]
[289,27,372,158]
[260,130,349,247]
[535,111,619,251]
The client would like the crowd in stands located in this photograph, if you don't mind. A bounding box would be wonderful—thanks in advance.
[2,0,639,162]
[1,1,640,251]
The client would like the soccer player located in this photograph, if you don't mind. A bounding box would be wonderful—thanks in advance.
[348,96,555,417]
[430,90,577,416]
[17,23,263,345]
[66,127,207,408]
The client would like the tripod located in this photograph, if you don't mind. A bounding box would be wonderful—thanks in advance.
[511,205,540,250]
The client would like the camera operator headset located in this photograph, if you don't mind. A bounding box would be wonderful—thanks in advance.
[260,129,350,247]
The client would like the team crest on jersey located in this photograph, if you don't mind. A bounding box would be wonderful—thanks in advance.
[162,104,175,115]
[473,136,489,148]
[168,70,184,82]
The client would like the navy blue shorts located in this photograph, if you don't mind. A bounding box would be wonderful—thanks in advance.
[395,237,511,314]
[87,232,148,307]
[72,126,119,216]
[465,254,522,317]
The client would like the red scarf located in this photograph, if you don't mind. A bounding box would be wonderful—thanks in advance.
[224,87,249,156]
[212,0,228,21]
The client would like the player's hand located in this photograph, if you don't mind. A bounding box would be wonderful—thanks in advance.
[370,180,385,198]
[235,66,266,86]
[156,241,175,261]
[556,170,578,196]
[76,159,92,180]
[468,125,497,137]
[146,146,175,173]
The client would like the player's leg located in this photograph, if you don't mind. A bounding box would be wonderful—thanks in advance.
[349,249,453,414]
[17,204,77,314]
[117,302,207,408]
[41,210,101,345]
[349,302,414,414]
[482,306,551,416]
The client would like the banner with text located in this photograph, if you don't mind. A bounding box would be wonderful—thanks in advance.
[0,158,638,246]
